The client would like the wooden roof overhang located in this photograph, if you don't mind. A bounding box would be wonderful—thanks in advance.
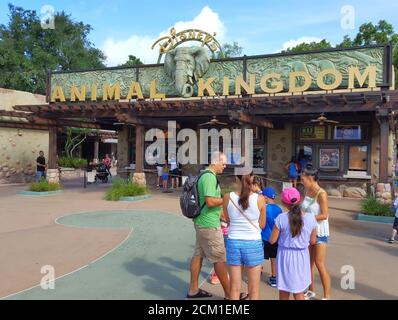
[10,90,398,129]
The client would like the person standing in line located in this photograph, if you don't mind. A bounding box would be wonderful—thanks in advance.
[169,153,179,188]
[285,157,299,188]
[388,193,398,243]
[261,187,282,287]
[187,152,230,299]
[36,150,47,182]
[301,164,332,300]
[269,187,317,300]
[223,172,266,300]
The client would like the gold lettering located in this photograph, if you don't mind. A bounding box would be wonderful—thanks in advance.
[70,85,86,102]
[222,77,230,96]
[289,71,312,93]
[126,82,144,100]
[316,69,342,90]
[348,66,376,89]
[188,31,196,39]
[196,32,203,42]
[103,83,121,101]
[235,74,256,95]
[51,86,66,102]
[198,77,216,97]
[179,32,187,41]
[203,33,214,45]
[150,80,165,99]
[260,73,283,93]
[91,84,97,101]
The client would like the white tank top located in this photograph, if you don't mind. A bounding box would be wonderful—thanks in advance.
[301,190,330,237]
[227,192,261,240]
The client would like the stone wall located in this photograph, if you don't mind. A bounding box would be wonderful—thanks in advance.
[266,124,292,179]
[0,88,48,184]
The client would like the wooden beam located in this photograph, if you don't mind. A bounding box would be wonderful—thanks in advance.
[135,124,144,173]
[48,126,58,169]
[116,113,179,129]
[229,110,273,128]
[0,121,48,130]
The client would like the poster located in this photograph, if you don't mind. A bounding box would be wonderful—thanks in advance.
[300,126,325,140]
[334,125,361,140]
[319,148,340,169]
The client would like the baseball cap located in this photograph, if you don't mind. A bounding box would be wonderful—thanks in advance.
[281,187,301,205]
[262,187,276,199]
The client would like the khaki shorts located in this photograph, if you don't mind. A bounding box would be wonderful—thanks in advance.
[193,225,226,264]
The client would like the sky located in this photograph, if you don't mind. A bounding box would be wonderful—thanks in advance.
[1,0,398,66]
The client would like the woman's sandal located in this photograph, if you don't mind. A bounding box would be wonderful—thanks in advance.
[186,289,213,299]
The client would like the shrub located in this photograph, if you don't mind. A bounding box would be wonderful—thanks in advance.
[58,156,87,169]
[361,197,394,217]
[105,178,148,201]
[29,179,61,192]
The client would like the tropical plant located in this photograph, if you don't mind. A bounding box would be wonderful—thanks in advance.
[58,156,87,169]
[29,179,61,192]
[105,178,148,201]
[361,197,394,217]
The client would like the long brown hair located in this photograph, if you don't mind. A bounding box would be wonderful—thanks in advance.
[288,202,303,237]
[236,172,253,210]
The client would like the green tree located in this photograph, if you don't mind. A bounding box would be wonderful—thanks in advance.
[0,4,106,94]
[217,42,243,58]
[282,39,332,53]
[337,20,398,88]
[119,55,143,67]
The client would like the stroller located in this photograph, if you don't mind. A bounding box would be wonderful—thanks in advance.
[95,163,110,183]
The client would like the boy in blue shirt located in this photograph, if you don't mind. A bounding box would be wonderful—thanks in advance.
[261,187,282,287]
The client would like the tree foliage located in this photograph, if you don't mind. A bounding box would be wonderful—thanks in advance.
[282,39,332,53]
[217,42,243,58]
[119,55,143,67]
[0,4,106,94]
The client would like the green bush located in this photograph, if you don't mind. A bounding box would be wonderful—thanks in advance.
[361,197,394,217]
[29,179,61,192]
[58,157,87,169]
[105,178,148,201]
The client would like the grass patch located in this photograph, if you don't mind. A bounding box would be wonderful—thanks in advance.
[29,179,61,192]
[58,157,87,169]
[105,178,148,201]
[360,197,394,217]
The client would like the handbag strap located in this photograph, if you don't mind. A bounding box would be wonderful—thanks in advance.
[229,195,261,232]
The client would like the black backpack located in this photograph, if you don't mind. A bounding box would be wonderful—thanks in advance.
[180,170,219,219]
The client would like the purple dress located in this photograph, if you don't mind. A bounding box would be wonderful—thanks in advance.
[275,212,317,293]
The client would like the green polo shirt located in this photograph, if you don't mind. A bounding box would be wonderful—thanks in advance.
[193,170,221,228]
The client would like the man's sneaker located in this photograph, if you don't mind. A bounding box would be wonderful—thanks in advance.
[388,238,395,243]
[267,276,277,287]
[304,290,316,300]
[209,272,220,285]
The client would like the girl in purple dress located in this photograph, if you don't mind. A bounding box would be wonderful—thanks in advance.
[269,187,317,300]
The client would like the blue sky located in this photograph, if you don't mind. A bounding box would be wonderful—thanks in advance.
[1,0,398,66]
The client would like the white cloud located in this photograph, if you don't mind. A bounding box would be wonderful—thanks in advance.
[101,6,226,66]
[275,36,323,53]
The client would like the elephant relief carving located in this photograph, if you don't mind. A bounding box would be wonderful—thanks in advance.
[164,47,210,98]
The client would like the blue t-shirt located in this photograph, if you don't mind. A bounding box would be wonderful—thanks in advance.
[261,203,283,242]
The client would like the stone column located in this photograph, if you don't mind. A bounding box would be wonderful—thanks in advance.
[94,139,99,161]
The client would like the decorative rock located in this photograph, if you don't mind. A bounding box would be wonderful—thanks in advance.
[376,183,385,193]
[132,173,146,186]
[9,168,16,175]
[375,192,382,198]
[343,187,367,198]
[46,169,60,184]
[327,188,342,197]
[2,167,9,172]
[385,184,391,192]
[382,192,392,200]
[337,184,348,195]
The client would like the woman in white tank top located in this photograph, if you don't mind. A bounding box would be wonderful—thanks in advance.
[223,172,266,300]
[301,164,331,300]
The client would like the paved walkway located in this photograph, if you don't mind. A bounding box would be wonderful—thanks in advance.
[0,180,396,300]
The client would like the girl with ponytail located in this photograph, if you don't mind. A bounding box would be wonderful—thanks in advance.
[269,187,317,300]
[223,171,266,300]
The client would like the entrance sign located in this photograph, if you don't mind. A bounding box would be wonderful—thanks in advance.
[151,28,222,63]
[49,45,388,103]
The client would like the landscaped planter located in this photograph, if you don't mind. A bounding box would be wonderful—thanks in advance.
[357,213,395,224]
[18,190,64,196]
[119,194,151,202]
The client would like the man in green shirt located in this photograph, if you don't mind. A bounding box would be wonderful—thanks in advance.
[187,152,230,299]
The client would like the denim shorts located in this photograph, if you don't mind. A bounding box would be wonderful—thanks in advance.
[226,238,264,267]
[316,235,329,245]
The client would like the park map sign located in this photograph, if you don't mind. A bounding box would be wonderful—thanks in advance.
[48,29,390,103]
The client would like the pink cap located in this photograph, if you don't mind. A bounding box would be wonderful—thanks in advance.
[281,187,301,205]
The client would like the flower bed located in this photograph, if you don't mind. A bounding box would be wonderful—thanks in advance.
[105,178,148,201]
